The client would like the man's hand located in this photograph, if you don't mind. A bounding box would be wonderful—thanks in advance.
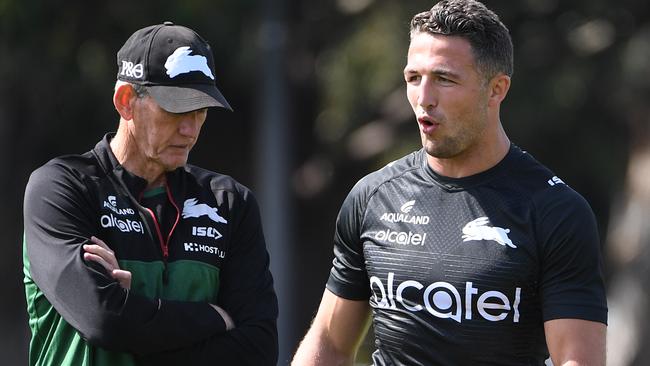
[83,236,132,290]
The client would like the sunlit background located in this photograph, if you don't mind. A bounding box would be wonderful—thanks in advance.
[1,0,649,364]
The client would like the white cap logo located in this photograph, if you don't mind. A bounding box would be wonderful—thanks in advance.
[164,46,214,80]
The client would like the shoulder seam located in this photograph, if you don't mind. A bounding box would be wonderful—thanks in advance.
[360,164,422,230]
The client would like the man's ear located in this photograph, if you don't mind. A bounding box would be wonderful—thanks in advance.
[113,83,137,120]
[487,74,511,107]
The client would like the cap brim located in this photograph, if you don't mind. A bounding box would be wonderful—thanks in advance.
[147,84,232,113]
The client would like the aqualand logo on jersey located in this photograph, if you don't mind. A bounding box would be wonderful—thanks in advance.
[165,46,214,79]
[370,272,521,323]
[102,195,136,215]
[461,217,516,248]
[182,198,227,224]
[379,200,430,225]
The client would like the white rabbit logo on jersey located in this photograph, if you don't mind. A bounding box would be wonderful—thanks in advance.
[182,198,227,224]
[462,217,516,248]
[165,46,214,79]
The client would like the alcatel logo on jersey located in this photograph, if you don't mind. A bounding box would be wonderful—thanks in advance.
[370,272,521,323]
[462,217,516,248]
[375,229,427,246]
[100,213,144,234]
[183,242,226,258]
[182,198,228,224]
[379,200,430,225]
[192,226,223,240]
[103,195,135,215]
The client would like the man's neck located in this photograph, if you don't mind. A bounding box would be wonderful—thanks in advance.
[426,124,510,178]
[110,125,166,188]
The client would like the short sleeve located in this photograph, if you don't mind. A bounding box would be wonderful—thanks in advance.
[326,179,372,300]
[535,186,608,324]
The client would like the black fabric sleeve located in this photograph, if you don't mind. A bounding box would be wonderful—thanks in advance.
[138,189,278,365]
[23,162,226,354]
[325,179,371,300]
[534,186,608,324]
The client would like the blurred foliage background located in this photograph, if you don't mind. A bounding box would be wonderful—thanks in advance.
[2,0,649,365]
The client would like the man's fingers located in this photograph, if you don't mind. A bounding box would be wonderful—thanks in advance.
[83,252,113,273]
[112,269,132,290]
[90,236,111,251]
[112,269,131,280]
[84,237,131,290]
[83,244,118,268]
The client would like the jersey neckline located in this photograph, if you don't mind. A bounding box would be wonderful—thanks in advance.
[420,143,521,191]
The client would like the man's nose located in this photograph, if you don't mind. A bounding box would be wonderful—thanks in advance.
[178,113,202,136]
[418,79,438,109]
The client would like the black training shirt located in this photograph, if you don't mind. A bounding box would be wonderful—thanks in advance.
[327,145,607,365]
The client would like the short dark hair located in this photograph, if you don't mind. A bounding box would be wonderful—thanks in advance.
[132,83,149,98]
[410,0,513,80]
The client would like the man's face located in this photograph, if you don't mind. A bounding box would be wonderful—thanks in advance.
[404,32,490,160]
[131,95,207,172]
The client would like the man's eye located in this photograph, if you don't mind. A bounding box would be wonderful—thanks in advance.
[438,76,455,84]
[406,75,421,83]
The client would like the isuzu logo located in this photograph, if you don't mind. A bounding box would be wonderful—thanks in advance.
[192,226,223,240]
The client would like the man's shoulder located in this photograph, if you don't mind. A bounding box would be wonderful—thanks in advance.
[354,150,422,192]
[183,164,252,196]
[506,147,591,212]
[30,150,100,182]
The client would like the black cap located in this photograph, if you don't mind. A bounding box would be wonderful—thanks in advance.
[117,21,232,113]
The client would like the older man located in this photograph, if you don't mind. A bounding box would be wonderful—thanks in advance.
[23,22,277,365]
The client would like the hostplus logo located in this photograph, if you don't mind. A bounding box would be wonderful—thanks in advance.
[379,200,430,225]
[183,242,226,258]
[370,272,521,323]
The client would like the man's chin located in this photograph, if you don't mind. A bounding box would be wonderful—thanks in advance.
[423,143,458,160]
[162,159,188,172]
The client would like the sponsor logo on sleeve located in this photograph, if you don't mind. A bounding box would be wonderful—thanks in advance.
[547,176,565,186]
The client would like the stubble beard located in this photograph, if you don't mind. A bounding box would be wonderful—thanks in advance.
[421,108,489,160]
